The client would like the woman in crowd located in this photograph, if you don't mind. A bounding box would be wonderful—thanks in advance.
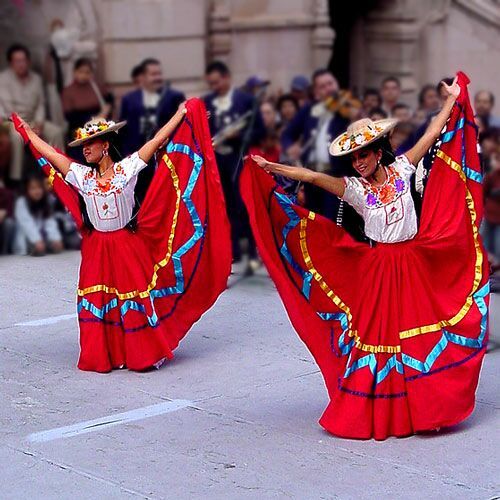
[243,73,488,439]
[62,58,114,141]
[11,97,231,373]
[13,175,63,256]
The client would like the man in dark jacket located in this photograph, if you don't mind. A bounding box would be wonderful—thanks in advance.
[119,59,185,211]
[281,69,365,240]
[119,58,185,155]
[203,61,265,265]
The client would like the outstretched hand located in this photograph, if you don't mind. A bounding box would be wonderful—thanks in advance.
[251,154,272,172]
[441,76,460,100]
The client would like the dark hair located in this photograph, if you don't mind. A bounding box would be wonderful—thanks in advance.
[84,133,123,167]
[140,58,161,73]
[277,93,299,112]
[74,57,93,71]
[368,107,388,119]
[363,88,380,99]
[7,43,30,62]
[24,175,52,219]
[364,137,396,166]
[205,60,230,76]
[479,127,500,144]
[392,103,411,113]
[418,84,437,106]
[381,76,401,88]
[311,68,333,84]
[131,64,143,80]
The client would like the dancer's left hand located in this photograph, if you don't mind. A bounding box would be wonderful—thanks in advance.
[441,76,460,100]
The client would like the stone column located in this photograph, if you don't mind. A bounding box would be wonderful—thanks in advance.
[311,0,335,68]
[208,0,232,63]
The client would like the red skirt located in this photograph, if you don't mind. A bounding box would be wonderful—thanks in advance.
[240,72,489,439]
[75,100,231,372]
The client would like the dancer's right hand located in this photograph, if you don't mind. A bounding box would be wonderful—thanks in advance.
[251,154,271,172]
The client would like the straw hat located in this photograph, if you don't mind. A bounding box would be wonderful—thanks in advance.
[329,118,398,157]
[68,117,126,147]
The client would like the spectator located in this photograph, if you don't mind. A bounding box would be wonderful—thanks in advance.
[0,44,64,182]
[362,88,382,116]
[130,64,144,88]
[13,175,63,256]
[368,107,388,121]
[380,76,402,116]
[412,107,428,127]
[290,75,311,107]
[119,58,185,156]
[474,90,500,129]
[418,84,440,115]
[260,100,278,131]
[0,126,15,253]
[479,128,500,173]
[242,76,270,100]
[390,122,414,152]
[392,103,413,123]
[204,60,265,267]
[281,68,364,240]
[44,177,81,250]
[62,58,114,142]
[483,147,500,265]
[276,94,299,132]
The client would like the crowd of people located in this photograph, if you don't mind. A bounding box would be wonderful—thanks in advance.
[0,42,499,269]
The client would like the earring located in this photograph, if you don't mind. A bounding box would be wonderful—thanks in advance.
[103,149,108,156]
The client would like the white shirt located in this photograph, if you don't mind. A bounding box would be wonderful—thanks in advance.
[143,89,160,109]
[315,113,334,167]
[342,155,417,243]
[65,152,147,232]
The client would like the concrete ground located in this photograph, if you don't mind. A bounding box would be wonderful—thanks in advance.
[0,251,498,500]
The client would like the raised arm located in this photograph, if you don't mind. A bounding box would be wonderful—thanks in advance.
[138,102,187,164]
[251,155,346,198]
[12,113,72,176]
[405,77,460,166]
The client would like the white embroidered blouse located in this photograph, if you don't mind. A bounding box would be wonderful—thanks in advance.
[341,155,418,243]
[65,152,147,232]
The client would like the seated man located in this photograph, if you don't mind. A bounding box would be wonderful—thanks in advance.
[0,44,64,182]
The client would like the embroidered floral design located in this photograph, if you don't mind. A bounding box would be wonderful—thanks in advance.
[362,167,408,209]
[82,163,127,196]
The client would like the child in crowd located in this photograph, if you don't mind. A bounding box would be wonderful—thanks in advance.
[13,176,64,256]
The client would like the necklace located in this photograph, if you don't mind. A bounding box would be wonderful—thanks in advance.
[98,163,114,178]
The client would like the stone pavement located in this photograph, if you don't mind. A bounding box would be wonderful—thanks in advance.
[0,252,498,499]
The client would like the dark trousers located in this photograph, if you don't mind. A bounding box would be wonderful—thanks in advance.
[216,153,256,261]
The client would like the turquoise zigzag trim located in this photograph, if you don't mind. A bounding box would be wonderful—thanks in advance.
[77,141,205,325]
[273,176,488,385]
[342,282,489,383]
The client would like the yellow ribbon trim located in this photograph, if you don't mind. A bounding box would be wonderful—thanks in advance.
[398,148,483,339]
[298,147,483,352]
[76,154,181,299]
[299,215,401,354]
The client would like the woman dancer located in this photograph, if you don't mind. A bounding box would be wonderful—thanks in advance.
[243,73,488,439]
[12,98,231,373]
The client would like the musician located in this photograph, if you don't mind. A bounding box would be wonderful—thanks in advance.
[119,58,185,156]
[119,58,185,209]
[281,69,365,240]
[203,61,265,264]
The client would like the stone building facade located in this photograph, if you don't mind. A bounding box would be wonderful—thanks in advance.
[0,0,498,106]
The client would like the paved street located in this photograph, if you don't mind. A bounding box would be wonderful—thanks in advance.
[0,251,498,499]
